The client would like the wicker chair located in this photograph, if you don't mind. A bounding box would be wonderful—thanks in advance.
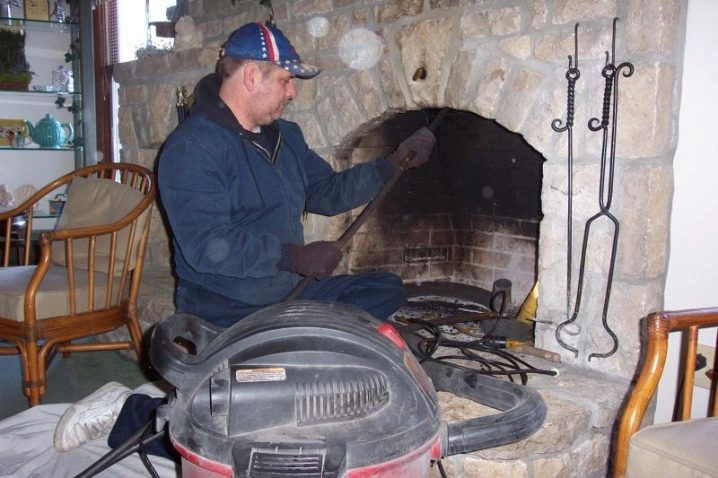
[0,163,155,406]
[613,307,718,477]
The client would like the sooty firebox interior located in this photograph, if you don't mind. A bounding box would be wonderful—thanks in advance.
[344,109,545,305]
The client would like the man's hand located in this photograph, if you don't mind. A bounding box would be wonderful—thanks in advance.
[290,241,341,279]
[387,127,437,170]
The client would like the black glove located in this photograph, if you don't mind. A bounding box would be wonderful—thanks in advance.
[386,127,437,170]
[288,241,341,279]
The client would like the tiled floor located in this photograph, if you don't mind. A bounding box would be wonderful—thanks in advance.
[0,349,155,420]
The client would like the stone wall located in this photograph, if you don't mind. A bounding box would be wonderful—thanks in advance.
[114,1,688,475]
[114,0,686,380]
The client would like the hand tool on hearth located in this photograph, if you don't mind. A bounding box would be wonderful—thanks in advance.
[283,108,448,302]
[554,18,634,360]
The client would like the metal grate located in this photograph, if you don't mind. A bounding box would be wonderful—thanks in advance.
[403,246,450,263]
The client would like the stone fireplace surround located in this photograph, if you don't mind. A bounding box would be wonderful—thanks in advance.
[114,1,685,476]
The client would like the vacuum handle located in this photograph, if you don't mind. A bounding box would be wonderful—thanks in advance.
[422,359,547,456]
[149,313,223,388]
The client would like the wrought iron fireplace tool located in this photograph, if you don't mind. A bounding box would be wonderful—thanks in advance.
[554,18,634,360]
[551,23,581,322]
[175,85,191,124]
[284,108,448,302]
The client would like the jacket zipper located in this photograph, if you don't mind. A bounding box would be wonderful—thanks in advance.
[248,131,282,163]
[246,130,300,241]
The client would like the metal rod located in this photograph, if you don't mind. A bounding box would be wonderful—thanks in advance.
[552,23,580,321]
[74,419,164,478]
[284,108,448,302]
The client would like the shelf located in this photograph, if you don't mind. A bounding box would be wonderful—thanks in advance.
[1,3,92,173]
[0,89,82,96]
[0,16,77,33]
[32,210,61,219]
[0,146,82,152]
[5,211,61,220]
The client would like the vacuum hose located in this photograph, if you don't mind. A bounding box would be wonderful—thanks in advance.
[422,359,547,456]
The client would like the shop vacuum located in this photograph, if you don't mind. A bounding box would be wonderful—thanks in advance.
[140,301,546,478]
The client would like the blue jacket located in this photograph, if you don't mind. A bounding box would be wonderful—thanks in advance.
[158,74,392,306]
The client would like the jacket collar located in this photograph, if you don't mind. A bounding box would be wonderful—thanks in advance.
[192,73,243,133]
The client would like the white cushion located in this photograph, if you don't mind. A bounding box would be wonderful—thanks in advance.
[51,177,147,274]
[0,265,125,321]
[627,417,718,478]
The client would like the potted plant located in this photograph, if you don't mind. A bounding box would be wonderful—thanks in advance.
[0,28,34,90]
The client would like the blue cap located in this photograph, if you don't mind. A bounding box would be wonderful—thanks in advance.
[222,22,321,79]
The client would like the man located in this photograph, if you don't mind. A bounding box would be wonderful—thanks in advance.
[159,21,435,327]
[53,21,435,456]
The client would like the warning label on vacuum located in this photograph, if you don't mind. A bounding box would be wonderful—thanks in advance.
[235,367,287,383]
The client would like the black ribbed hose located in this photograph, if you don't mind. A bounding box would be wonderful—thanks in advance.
[421,359,546,456]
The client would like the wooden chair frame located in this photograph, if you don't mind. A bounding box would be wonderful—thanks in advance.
[613,307,718,477]
[0,163,156,406]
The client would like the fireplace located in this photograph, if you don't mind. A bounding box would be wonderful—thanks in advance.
[344,108,543,307]
[114,1,686,475]
[115,0,680,379]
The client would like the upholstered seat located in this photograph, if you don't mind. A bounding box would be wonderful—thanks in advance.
[626,417,718,478]
[0,163,155,407]
[0,266,122,320]
[613,308,718,478]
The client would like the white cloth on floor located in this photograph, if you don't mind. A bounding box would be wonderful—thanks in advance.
[0,382,178,478]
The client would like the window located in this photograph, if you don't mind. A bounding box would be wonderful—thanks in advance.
[92,1,178,162]
[117,0,176,61]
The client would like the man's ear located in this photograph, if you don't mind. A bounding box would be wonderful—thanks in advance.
[242,63,260,92]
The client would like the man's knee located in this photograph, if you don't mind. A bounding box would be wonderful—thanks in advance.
[352,272,406,319]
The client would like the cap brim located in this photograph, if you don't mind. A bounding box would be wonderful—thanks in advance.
[283,61,321,79]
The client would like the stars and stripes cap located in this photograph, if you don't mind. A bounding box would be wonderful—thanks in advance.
[222,22,321,79]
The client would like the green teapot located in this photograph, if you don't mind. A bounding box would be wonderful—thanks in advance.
[25,114,74,149]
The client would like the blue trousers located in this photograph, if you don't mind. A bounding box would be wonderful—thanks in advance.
[176,272,405,327]
[110,271,405,460]
[108,395,175,460]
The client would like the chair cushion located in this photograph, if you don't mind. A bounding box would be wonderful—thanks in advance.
[626,417,718,478]
[51,177,147,274]
[0,265,125,321]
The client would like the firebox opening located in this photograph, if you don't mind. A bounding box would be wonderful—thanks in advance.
[345,109,545,308]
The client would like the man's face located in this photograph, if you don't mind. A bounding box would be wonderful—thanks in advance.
[254,65,297,126]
